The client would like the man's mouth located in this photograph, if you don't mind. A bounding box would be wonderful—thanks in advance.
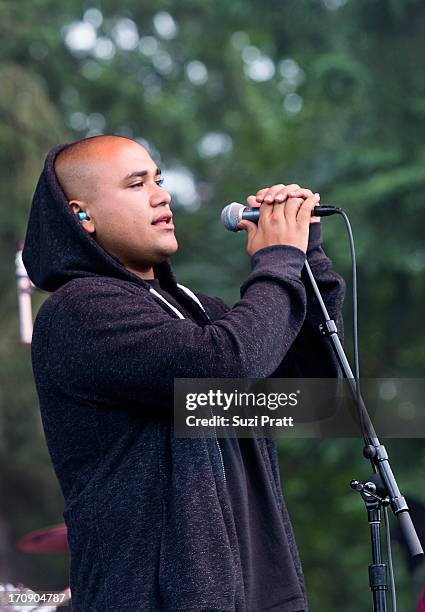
[152,213,173,226]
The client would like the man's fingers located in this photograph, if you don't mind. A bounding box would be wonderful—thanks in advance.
[296,194,321,224]
[256,183,314,204]
[264,184,302,203]
[259,199,277,221]
[288,189,321,222]
[238,219,257,235]
[255,185,316,204]
[256,184,304,203]
[246,195,260,208]
[287,188,315,200]
[283,197,304,223]
[255,187,271,203]
[273,184,303,203]
[261,184,286,203]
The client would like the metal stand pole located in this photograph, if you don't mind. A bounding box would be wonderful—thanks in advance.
[351,474,391,611]
[304,260,423,610]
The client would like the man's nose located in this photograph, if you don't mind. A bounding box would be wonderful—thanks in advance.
[150,187,172,207]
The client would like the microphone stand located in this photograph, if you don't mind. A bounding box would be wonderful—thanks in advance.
[303,260,423,611]
[16,242,34,344]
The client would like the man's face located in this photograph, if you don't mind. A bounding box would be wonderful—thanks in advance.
[76,139,178,273]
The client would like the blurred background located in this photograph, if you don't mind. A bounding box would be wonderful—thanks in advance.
[0,0,424,609]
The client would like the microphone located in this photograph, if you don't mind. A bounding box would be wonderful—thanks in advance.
[221,202,341,232]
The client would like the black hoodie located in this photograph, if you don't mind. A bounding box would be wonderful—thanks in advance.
[23,144,345,612]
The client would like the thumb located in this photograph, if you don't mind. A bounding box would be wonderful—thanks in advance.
[238,219,257,235]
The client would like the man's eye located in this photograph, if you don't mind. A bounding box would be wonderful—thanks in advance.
[129,178,163,188]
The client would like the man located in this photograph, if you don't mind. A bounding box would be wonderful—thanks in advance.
[23,135,345,611]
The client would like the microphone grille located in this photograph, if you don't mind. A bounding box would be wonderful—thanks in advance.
[221,202,244,232]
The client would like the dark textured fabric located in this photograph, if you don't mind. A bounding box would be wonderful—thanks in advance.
[138,282,308,611]
[23,144,345,611]
[144,279,199,323]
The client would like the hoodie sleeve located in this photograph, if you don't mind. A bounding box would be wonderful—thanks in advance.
[40,245,308,404]
[274,222,346,378]
[305,222,346,326]
[198,224,346,379]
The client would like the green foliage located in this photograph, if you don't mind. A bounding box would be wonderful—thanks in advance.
[0,0,424,607]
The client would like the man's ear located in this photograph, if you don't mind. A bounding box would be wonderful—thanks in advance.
[69,199,95,234]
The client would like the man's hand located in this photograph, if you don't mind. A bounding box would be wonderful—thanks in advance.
[238,184,320,257]
[284,187,321,224]
[246,184,321,223]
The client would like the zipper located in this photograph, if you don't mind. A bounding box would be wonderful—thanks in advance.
[210,405,227,484]
[149,286,227,483]
[178,285,227,482]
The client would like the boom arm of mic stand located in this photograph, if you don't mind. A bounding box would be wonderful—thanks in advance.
[304,260,424,559]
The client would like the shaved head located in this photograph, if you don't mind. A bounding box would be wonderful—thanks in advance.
[55,135,143,201]
[53,134,177,280]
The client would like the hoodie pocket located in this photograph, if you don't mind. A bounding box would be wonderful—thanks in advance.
[158,467,237,611]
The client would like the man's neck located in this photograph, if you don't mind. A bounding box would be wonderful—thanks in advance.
[127,266,155,280]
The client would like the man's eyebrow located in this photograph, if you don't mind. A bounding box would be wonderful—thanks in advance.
[123,167,162,181]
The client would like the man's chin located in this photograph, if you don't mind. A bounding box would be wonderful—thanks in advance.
[155,238,179,262]
[164,236,179,257]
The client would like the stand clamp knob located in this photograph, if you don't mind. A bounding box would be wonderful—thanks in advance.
[319,319,338,337]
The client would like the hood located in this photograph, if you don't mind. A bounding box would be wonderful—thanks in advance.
[22,143,178,293]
